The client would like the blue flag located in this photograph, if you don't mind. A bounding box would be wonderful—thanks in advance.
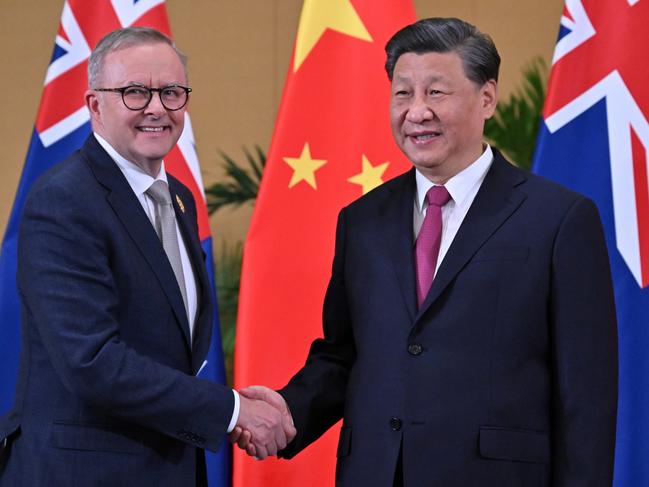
[533,1,649,485]
[0,1,230,485]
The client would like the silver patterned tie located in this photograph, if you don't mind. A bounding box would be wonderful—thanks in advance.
[146,180,189,317]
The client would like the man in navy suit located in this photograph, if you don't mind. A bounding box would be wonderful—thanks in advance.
[0,27,294,486]
[234,17,618,486]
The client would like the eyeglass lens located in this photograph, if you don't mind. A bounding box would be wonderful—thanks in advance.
[123,86,188,111]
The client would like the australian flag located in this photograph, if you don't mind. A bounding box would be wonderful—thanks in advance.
[533,0,649,484]
[0,1,230,485]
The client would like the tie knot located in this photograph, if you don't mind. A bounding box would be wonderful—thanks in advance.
[426,185,451,208]
[146,180,172,206]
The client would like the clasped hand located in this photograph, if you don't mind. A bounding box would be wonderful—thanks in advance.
[230,386,296,460]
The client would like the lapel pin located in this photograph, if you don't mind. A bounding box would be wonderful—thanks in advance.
[175,194,186,213]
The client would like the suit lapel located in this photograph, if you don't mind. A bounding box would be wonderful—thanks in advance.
[379,169,418,323]
[168,177,213,373]
[415,152,527,321]
[80,136,193,349]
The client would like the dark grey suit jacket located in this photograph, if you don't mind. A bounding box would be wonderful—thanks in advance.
[280,150,618,487]
[0,135,232,486]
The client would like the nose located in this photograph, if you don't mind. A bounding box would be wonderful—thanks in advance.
[405,95,434,124]
[144,91,166,116]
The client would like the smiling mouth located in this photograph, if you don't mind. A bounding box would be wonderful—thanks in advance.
[137,126,167,133]
[408,132,441,144]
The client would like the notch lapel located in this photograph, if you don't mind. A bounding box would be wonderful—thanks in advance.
[415,153,527,322]
[80,136,193,349]
[379,170,418,323]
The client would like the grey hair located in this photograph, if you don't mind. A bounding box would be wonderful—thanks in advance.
[88,27,188,87]
[385,17,500,86]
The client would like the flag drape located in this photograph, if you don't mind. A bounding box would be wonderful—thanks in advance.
[0,1,229,485]
[233,1,416,485]
[533,1,649,485]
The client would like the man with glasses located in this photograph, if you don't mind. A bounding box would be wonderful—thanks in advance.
[0,27,294,486]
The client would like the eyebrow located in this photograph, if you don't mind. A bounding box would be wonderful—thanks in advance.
[122,81,183,88]
[393,75,447,84]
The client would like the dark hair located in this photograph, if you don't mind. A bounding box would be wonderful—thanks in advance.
[385,17,500,85]
[88,27,188,87]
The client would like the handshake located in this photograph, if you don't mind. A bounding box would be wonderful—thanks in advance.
[230,386,296,459]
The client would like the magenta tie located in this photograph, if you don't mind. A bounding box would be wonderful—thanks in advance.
[415,185,451,307]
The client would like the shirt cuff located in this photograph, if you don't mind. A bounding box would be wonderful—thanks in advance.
[226,389,240,433]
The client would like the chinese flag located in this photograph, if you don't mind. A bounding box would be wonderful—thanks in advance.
[233,0,416,485]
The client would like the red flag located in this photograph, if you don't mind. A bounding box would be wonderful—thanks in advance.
[233,1,416,485]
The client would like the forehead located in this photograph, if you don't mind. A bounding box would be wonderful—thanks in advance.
[99,42,186,84]
[392,51,467,82]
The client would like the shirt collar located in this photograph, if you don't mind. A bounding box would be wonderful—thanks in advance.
[415,144,494,210]
[93,132,168,197]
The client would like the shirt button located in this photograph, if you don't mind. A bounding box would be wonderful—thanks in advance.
[408,343,423,356]
[390,417,402,431]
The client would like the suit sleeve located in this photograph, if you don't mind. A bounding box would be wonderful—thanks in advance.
[550,197,618,486]
[17,181,233,452]
[279,208,356,458]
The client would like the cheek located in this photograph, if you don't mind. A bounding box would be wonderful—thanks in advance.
[389,107,404,131]
[170,111,185,129]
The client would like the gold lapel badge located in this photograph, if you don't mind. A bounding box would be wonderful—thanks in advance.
[175,194,186,213]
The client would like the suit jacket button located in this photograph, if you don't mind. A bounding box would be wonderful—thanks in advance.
[390,417,402,431]
[408,343,423,356]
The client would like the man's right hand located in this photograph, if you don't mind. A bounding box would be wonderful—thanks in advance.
[235,391,296,459]
[231,386,296,459]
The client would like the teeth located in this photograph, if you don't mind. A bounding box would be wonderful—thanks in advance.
[414,134,435,141]
[139,127,164,132]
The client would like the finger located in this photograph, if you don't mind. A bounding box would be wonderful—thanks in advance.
[241,386,289,416]
[260,387,285,411]
[237,429,252,450]
[283,421,297,443]
[274,422,288,451]
[238,386,269,401]
[255,443,269,460]
[265,440,278,457]
[276,432,287,451]
[229,426,243,444]
[246,443,257,458]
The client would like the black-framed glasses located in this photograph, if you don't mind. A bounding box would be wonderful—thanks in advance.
[94,84,192,111]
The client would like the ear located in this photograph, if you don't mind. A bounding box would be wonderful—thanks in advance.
[480,79,498,120]
[85,89,102,124]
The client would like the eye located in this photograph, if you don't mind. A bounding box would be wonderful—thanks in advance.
[162,87,182,98]
[124,86,148,97]
[393,89,409,97]
[429,89,443,96]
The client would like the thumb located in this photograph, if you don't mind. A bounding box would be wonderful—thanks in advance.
[240,386,289,416]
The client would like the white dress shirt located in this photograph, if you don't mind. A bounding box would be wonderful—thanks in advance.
[93,133,240,432]
[414,145,494,277]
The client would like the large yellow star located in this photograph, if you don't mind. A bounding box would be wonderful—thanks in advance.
[284,143,328,189]
[293,0,372,72]
[348,155,389,194]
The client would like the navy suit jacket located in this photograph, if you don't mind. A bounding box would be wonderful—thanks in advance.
[279,150,618,486]
[0,135,232,486]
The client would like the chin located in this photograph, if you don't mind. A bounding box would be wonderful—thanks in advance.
[409,154,443,168]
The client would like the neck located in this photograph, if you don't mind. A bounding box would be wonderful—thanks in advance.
[134,160,162,178]
[422,142,486,184]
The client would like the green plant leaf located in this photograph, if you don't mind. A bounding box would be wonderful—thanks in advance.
[215,241,243,386]
[205,146,267,214]
[484,56,548,170]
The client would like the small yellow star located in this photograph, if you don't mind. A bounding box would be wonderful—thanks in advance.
[284,143,328,189]
[293,0,372,72]
[348,155,389,194]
